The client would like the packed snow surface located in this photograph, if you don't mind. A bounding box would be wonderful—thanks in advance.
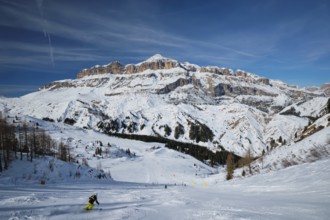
[1,158,329,220]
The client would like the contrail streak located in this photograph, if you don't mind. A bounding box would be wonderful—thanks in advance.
[36,0,54,66]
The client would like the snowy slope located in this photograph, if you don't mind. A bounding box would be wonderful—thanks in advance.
[1,156,329,220]
[253,122,330,174]
[0,54,328,159]
[1,54,330,220]
[0,116,215,185]
[0,109,329,219]
[0,156,111,185]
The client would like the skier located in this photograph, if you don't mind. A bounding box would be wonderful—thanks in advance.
[84,193,100,210]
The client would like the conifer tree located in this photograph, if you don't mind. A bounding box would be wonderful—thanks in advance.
[278,136,283,144]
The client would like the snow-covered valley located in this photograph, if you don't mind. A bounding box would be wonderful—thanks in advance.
[2,54,328,157]
[0,119,329,220]
[0,54,329,219]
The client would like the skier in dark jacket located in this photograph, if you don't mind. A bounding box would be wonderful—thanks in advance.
[84,193,100,210]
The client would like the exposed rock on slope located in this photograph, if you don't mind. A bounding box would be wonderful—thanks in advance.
[1,54,328,158]
[77,61,124,78]
[76,54,179,77]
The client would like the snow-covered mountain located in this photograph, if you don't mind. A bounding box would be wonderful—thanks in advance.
[0,54,329,158]
[1,53,329,220]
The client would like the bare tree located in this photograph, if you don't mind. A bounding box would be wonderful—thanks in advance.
[238,147,253,174]
[0,116,9,170]
[59,142,70,162]
[0,114,16,170]
[38,129,47,156]
[226,152,235,180]
[0,115,65,173]
[17,125,23,160]
[22,122,29,161]
[29,125,37,162]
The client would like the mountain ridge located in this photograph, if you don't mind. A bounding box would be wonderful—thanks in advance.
[1,54,329,159]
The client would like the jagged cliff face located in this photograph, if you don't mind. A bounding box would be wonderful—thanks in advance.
[321,83,330,96]
[2,54,329,157]
[77,61,124,78]
[76,54,179,78]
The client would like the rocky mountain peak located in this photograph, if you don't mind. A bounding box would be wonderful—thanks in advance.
[5,53,329,160]
[77,61,124,79]
[76,54,266,80]
[141,54,177,64]
[76,54,180,77]
[131,54,178,73]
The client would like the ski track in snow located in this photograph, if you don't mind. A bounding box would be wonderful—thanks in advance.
[1,158,330,220]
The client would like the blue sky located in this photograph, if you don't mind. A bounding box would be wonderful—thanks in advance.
[0,0,329,97]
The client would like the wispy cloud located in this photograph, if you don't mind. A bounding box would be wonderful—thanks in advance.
[0,40,113,69]
[0,2,187,65]
[0,0,329,90]
[0,0,266,67]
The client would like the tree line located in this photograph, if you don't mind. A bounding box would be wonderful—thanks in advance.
[165,140,240,166]
[101,130,241,166]
[0,113,71,172]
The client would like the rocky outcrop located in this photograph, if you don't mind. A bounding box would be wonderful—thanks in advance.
[200,66,233,75]
[321,83,330,97]
[125,64,138,74]
[280,107,301,117]
[41,78,110,90]
[138,60,177,72]
[157,78,191,94]
[236,70,248,77]
[257,77,270,85]
[286,89,318,99]
[78,59,178,77]
[41,81,77,90]
[213,83,277,97]
[179,62,198,72]
[77,61,124,78]
[75,55,277,83]
[222,68,233,75]
[236,70,270,85]
[240,97,273,113]
[125,60,178,74]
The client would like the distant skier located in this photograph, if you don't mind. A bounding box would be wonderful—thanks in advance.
[84,193,100,210]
